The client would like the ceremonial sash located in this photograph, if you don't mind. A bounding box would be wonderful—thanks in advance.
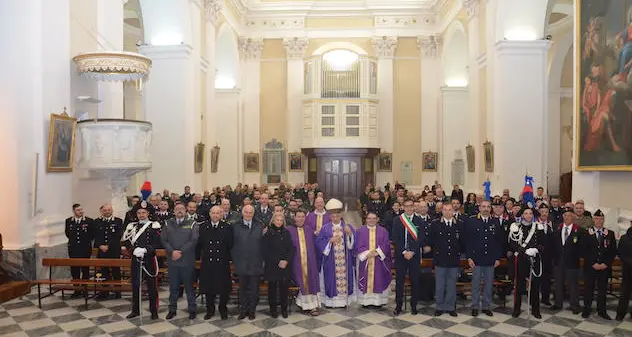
[399,214,418,240]
[132,222,151,244]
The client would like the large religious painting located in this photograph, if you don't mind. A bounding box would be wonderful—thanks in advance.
[47,112,77,172]
[422,152,438,172]
[577,0,632,170]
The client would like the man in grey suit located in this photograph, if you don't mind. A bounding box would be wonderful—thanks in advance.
[161,203,199,320]
[232,205,264,320]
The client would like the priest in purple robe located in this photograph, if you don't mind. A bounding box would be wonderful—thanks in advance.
[288,210,321,316]
[316,198,356,308]
[305,197,330,235]
[356,212,392,307]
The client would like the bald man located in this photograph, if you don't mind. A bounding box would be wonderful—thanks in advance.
[93,204,124,300]
[305,197,330,235]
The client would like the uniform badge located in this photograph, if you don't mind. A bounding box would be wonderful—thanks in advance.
[573,236,578,244]
[112,228,116,233]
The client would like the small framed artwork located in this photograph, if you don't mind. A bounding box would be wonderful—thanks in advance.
[47,112,77,172]
[288,152,303,171]
[422,151,438,172]
[465,145,475,173]
[194,143,205,173]
[244,152,260,172]
[377,152,392,172]
[483,141,494,172]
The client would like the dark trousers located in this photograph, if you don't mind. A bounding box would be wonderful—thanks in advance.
[239,275,260,314]
[583,268,608,313]
[168,265,196,313]
[514,258,540,313]
[553,266,580,310]
[616,269,632,317]
[69,246,91,282]
[540,262,552,302]
[206,292,229,315]
[97,250,121,296]
[395,256,420,310]
[268,280,289,313]
[131,257,158,314]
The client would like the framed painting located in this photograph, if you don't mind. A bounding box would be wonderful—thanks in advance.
[244,152,260,172]
[484,141,494,172]
[289,152,303,171]
[194,143,205,173]
[465,145,475,172]
[576,0,632,170]
[422,151,438,172]
[377,152,392,172]
[47,113,77,172]
[210,144,220,173]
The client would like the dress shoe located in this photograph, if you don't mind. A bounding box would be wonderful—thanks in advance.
[393,308,402,316]
[281,309,288,318]
[598,312,612,320]
[219,308,228,320]
[549,305,561,311]
[248,312,256,320]
[189,312,196,320]
[581,310,590,319]
[615,314,625,321]
[533,311,542,319]
[434,310,444,317]
[541,300,552,306]
[448,311,458,317]
[204,313,213,320]
[572,308,581,315]
[151,312,159,320]
[482,309,493,317]
[270,311,278,318]
[166,311,177,320]
[512,309,521,318]
[471,309,479,317]
[238,313,248,320]
[126,312,139,319]
[411,309,418,315]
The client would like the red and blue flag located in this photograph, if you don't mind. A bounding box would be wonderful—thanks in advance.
[140,181,152,201]
[521,175,535,208]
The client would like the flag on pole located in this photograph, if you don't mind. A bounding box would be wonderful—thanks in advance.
[483,180,491,201]
[140,181,152,201]
[521,175,535,208]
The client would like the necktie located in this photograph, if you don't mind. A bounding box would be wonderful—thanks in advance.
[447,220,451,227]
[483,218,487,224]
[597,229,603,244]
[564,226,570,245]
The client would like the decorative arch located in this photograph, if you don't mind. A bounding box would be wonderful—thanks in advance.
[312,42,368,56]
[139,0,191,46]
[495,0,551,41]
[442,20,468,86]
[215,23,240,89]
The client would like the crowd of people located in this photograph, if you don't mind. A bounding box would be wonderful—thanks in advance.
[64,181,632,324]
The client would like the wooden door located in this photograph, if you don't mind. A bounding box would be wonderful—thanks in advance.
[319,157,361,210]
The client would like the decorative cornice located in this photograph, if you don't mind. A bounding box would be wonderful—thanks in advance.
[283,37,309,59]
[462,0,479,19]
[238,37,264,60]
[245,18,305,29]
[204,0,222,24]
[417,35,442,58]
[372,36,398,58]
[374,15,436,28]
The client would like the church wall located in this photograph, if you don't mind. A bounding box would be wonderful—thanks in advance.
[559,97,573,175]
[305,38,375,57]
[393,37,422,185]
[304,17,374,29]
[260,39,288,154]
[478,66,488,185]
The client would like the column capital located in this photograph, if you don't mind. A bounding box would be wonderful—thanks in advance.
[238,37,264,60]
[462,0,479,20]
[371,36,398,58]
[283,37,309,59]
[204,0,222,24]
[417,35,442,59]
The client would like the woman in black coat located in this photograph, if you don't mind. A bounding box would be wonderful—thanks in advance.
[263,214,295,318]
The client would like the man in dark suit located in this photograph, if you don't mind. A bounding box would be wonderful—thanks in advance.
[65,203,94,298]
[582,209,616,319]
[616,225,632,321]
[550,208,584,314]
[392,199,424,316]
[93,204,123,300]
[180,185,193,204]
[255,193,273,226]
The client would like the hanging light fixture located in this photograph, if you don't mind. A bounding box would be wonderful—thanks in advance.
[72,51,152,88]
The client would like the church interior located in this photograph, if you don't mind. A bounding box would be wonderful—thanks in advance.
[2,0,632,336]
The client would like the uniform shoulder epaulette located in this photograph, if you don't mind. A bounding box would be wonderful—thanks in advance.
[469,214,477,219]
[152,222,161,229]
[125,223,135,230]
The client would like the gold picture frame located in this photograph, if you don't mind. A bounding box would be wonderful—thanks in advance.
[194,143,205,173]
[244,152,260,172]
[288,152,303,172]
[422,151,438,172]
[377,152,392,172]
[465,145,475,172]
[484,141,494,172]
[47,112,77,172]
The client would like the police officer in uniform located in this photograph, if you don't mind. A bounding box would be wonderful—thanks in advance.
[122,201,161,320]
[582,209,616,319]
[199,205,234,320]
[65,203,94,298]
[508,208,545,318]
[93,204,124,300]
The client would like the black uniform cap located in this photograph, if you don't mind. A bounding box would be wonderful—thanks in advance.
[594,209,604,217]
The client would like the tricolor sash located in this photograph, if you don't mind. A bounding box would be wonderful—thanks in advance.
[399,214,418,240]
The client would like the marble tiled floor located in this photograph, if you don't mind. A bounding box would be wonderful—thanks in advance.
[1,287,631,337]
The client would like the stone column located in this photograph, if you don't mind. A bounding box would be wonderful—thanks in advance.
[372,36,397,188]
[492,40,551,195]
[203,0,221,189]
[464,0,482,192]
[284,37,309,184]
[418,36,442,185]
[440,87,469,189]
[239,37,263,184]
[140,44,196,191]
[96,0,125,119]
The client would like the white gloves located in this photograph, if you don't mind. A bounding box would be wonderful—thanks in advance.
[525,248,539,257]
[133,247,147,258]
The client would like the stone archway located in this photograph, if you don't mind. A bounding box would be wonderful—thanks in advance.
[215,23,240,89]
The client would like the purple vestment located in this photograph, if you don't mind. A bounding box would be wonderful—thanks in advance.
[315,221,355,298]
[305,211,331,234]
[287,226,320,295]
[355,225,392,294]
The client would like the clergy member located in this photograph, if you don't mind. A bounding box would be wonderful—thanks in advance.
[355,212,392,308]
[288,210,321,316]
[306,197,330,235]
[316,198,356,308]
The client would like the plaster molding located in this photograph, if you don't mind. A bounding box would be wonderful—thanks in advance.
[374,15,437,28]
[417,35,442,58]
[204,0,223,24]
[200,57,210,72]
[462,0,479,19]
[139,44,193,59]
[283,37,309,59]
[238,37,264,60]
[372,36,398,58]
[245,17,305,30]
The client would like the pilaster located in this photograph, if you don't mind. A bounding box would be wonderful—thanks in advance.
[418,35,442,185]
[440,86,469,190]
[284,38,308,183]
[465,2,482,191]
[96,0,125,119]
[239,37,263,184]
